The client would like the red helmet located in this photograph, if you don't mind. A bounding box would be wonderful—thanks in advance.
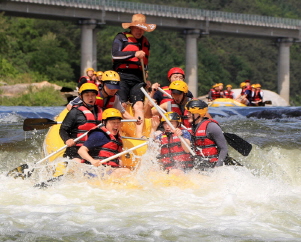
[167,67,185,80]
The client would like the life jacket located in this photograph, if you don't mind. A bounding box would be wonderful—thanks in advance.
[210,89,222,100]
[157,132,193,170]
[95,94,116,109]
[167,99,191,128]
[191,119,219,163]
[224,90,234,99]
[75,105,102,146]
[253,90,263,102]
[114,32,150,70]
[78,76,95,84]
[159,86,173,104]
[90,126,123,167]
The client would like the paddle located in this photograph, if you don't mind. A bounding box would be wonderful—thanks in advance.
[157,87,172,99]
[223,133,252,156]
[154,86,252,156]
[141,87,196,156]
[34,142,149,188]
[7,123,105,179]
[23,118,137,131]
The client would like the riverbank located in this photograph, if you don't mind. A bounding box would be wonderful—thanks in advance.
[0,81,77,106]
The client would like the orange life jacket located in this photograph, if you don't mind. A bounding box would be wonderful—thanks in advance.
[192,119,219,163]
[157,132,193,170]
[75,105,102,146]
[114,32,150,70]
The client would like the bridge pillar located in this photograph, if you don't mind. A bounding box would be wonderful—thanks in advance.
[277,38,293,104]
[80,19,97,75]
[185,29,200,97]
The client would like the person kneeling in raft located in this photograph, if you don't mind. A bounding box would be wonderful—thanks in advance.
[78,108,130,177]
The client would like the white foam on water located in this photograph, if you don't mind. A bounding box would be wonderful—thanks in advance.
[1,148,301,241]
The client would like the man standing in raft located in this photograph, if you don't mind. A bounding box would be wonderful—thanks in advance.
[111,14,156,138]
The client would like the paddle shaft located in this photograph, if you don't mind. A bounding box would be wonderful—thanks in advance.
[36,123,104,165]
[99,142,148,164]
[157,87,172,99]
[51,119,137,125]
[140,87,195,156]
[140,58,147,83]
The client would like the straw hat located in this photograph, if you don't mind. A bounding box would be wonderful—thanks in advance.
[122,14,156,32]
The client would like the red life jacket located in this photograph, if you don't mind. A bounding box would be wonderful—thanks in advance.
[224,90,234,99]
[210,89,222,100]
[78,76,95,84]
[75,105,102,146]
[92,126,123,167]
[159,86,173,104]
[253,90,263,101]
[114,32,150,70]
[95,95,116,108]
[192,119,219,163]
[158,132,193,170]
[168,99,191,128]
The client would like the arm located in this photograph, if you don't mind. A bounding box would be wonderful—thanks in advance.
[144,83,160,118]
[173,129,191,153]
[206,122,228,167]
[150,115,161,139]
[112,33,135,60]
[59,109,78,146]
[151,102,167,116]
[67,96,81,111]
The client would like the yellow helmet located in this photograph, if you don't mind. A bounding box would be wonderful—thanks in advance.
[169,80,188,94]
[79,83,98,95]
[185,99,208,117]
[256,84,261,88]
[240,82,246,88]
[226,84,232,88]
[102,108,122,120]
[96,71,103,77]
[161,112,181,123]
[212,83,219,88]
[218,83,223,86]
[86,67,94,73]
[251,84,257,88]
[102,70,120,82]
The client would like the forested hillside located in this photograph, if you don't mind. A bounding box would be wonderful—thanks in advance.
[1,0,301,104]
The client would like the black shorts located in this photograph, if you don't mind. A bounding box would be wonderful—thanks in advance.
[117,72,146,105]
[63,146,81,159]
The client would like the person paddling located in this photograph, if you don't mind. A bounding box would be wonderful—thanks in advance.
[59,83,102,163]
[78,108,130,177]
[152,80,211,129]
[185,99,228,169]
[151,112,193,174]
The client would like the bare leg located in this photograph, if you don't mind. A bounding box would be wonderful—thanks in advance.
[133,101,144,138]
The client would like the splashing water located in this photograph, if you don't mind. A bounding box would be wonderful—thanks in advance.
[1,106,301,241]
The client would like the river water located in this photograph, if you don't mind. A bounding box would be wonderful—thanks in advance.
[1,105,301,241]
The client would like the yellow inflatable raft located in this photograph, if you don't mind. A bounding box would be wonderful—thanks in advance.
[43,106,151,169]
[209,98,246,107]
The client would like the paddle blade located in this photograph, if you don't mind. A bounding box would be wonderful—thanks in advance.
[224,133,252,156]
[7,164,33,179]
[23,118,58,131]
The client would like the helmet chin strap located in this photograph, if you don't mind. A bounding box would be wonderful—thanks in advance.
[192,113,201,130]
[103,85,113,97]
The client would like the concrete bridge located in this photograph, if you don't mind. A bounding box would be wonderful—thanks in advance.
[1,0,301,103]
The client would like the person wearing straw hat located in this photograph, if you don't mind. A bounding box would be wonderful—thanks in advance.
[111,13,156,138]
